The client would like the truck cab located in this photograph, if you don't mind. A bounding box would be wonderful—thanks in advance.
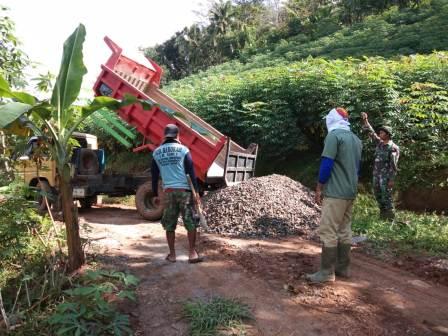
[15,132,100,210]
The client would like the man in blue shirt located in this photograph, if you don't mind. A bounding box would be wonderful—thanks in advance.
[151,124,202,263]
[307,108,362,283]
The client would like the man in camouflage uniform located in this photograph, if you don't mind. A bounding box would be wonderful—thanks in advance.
[361,113,400,220]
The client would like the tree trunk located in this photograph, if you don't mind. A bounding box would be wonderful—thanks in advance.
[0,132,8,169]
[60,175,85,271]
[0,131,13,185]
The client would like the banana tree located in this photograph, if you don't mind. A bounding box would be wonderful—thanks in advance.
[0,24,152,271]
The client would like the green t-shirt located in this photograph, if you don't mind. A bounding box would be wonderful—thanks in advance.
[321,129,362,200]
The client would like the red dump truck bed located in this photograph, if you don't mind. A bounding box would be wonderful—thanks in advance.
[93,37,257,188]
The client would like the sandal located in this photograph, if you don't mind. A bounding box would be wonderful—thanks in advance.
[165,255,176,263]
[188,256,204,264]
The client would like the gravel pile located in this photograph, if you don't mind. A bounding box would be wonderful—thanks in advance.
[203,174,321,238]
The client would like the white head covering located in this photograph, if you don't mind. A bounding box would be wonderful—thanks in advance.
[325,108,350,132]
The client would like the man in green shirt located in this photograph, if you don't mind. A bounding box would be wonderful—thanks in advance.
[306,107,362,284]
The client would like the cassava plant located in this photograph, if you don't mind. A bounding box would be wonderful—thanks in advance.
[0,24,152,271]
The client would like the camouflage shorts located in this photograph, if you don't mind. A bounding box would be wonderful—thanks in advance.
[161,191,198,232]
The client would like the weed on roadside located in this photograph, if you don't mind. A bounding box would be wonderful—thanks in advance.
[46,269,139,336]
[352,194,448,256]
[183,297,252,336]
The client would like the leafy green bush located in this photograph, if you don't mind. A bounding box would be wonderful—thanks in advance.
[166,52,448,189]
[0,182,51,287]
[0,183,139,336]
[104,151,151,174]
[47,269,139,336]
[389,82,448,187]
[0,182,66,336]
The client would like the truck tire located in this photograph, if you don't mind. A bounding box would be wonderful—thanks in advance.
[78,149,99,175]
[80,196,97,209]
[135,182,164,221]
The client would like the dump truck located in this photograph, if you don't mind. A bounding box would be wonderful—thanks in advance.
[14,37,258,220]
[88,37,258,220]
[15,132,149,211]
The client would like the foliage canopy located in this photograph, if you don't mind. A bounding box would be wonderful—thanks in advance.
[165,52,448,189]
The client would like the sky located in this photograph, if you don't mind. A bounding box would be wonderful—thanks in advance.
[2,0,203,96]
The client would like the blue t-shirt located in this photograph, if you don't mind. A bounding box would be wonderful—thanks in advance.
[152,141,190,190]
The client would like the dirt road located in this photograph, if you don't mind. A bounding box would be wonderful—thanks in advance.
[80,205,448,336]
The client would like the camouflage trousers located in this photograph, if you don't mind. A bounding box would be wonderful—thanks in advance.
[161,191,198,232]
[373,175,394,214]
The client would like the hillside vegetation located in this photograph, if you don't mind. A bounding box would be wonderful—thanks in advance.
[104,1,448,200]
[145,0,448,81]
[232,1,448,70]
[138,0,447,195]
[164,52,448,191]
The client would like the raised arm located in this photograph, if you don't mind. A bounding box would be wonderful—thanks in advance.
[361,112,380,142]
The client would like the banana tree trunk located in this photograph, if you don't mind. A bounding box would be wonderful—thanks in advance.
[60,166,85,271]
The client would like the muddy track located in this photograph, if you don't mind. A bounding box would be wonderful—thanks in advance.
[80,206,448,336]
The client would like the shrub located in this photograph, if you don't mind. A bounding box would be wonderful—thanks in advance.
[165,52,448,189]
[0,182,50,287]
[47,270,139,336]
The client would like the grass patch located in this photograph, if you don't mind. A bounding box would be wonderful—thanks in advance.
[183,297,252,336]
[352,194,448,256]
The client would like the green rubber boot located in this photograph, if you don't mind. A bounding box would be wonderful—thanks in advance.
[385,208,395,221]
[380,208,395,221]
[306,246,337,283]
[335,243,351,278]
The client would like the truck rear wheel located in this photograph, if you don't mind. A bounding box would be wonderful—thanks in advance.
[135,182,164,221]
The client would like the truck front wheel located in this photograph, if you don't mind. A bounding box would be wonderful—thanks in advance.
[135,182,164,221]
[80,196,97,209]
